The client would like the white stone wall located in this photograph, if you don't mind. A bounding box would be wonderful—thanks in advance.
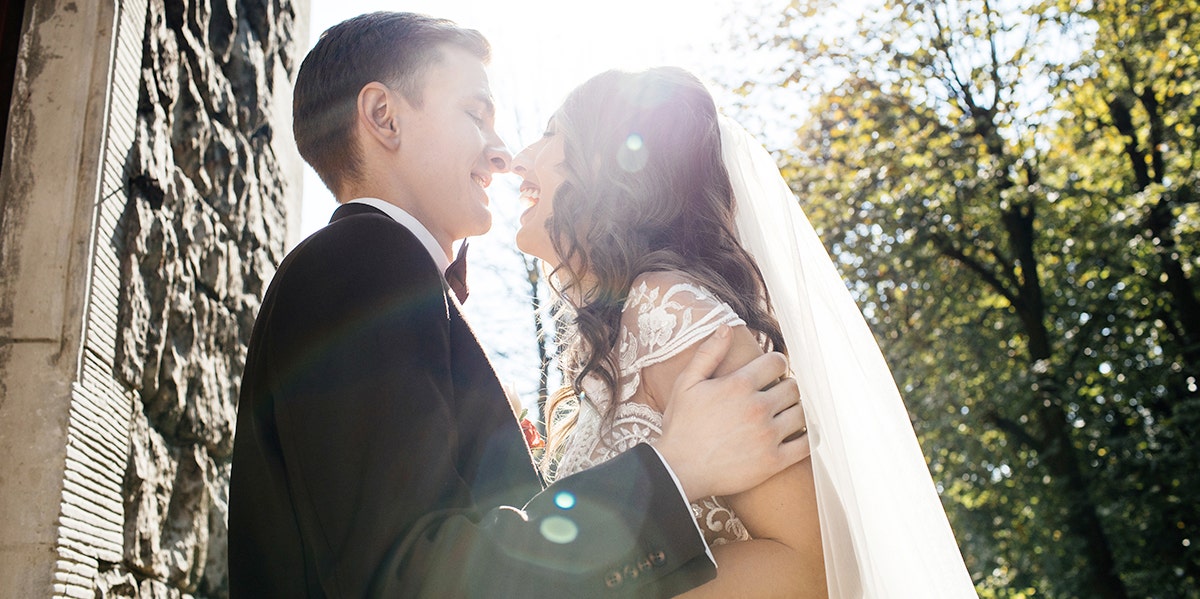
[0,1,307,597]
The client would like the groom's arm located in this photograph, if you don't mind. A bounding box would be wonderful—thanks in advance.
[652,327,810,502]
[375,443,715,598]
[375,330,807,598]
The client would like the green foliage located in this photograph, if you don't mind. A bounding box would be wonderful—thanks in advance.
[729,0,1200,596]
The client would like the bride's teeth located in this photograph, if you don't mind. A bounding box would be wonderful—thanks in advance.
[516,190,540,212]
[519,189,540,209]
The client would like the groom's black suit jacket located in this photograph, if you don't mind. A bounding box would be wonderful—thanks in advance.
[228,203,715,597]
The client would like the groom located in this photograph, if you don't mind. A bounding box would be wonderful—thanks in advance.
[228,12,807,598]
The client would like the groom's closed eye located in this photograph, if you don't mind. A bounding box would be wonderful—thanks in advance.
[469,94,496,121]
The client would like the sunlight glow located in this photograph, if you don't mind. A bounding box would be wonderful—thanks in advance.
[297,0,750,410]
[301,0,743,240]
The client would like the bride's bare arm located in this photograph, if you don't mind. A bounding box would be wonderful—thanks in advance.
[643,325,827,598]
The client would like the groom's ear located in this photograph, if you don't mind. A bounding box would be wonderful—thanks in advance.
[357,82,404,151]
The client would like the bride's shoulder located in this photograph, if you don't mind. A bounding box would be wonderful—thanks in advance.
[626,270,714,304]
[618,270,749,405]
[622,270,731,327]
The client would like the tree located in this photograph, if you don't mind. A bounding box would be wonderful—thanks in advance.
[519,248,556,433]
[726,0,1199,596]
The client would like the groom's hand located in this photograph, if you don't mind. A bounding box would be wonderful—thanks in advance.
[651,326,809,502]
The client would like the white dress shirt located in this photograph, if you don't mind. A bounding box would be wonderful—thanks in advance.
[348,197,450,273]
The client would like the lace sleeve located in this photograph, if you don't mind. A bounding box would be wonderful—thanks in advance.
[614,271,746,402]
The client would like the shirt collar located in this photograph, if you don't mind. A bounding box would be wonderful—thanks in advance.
[346,198,451,273]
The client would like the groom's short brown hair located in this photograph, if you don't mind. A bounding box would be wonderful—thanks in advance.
[293,12,490,197]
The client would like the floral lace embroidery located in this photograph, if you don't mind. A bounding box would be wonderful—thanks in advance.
[692,496,750,546]
[554,272,752,547]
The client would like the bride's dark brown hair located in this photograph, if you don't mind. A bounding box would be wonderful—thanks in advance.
[542,67,786,465]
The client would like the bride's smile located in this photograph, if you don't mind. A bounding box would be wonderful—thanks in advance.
[512,119,566,264]
[518,184,540,224]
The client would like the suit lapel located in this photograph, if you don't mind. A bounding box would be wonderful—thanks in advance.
[445,289,544,506]
[333,201,543,502]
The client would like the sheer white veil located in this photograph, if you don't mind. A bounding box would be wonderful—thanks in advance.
[719,116,977,597]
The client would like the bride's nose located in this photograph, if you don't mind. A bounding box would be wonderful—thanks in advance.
[511,147,533,177]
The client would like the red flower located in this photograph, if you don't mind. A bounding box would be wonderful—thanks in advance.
[520,418,545,450]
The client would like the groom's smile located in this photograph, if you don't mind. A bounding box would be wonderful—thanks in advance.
[390,44,511,255]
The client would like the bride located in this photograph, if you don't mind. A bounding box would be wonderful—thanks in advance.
[510,67,977,597]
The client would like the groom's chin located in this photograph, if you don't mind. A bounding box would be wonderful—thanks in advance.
[463,210,493,238]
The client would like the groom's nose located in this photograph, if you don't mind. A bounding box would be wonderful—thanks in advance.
[485,131,512,173]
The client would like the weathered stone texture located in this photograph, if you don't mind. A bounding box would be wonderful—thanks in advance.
[100,0,299,596]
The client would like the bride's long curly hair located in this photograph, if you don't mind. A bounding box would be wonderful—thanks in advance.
[542,67,786,468]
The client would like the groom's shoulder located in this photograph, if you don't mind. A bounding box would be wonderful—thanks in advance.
[272,212,439,292]
[298,210,426,262]
[323,204,423,246]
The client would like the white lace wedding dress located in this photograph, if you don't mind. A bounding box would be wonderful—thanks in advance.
[552,270,754,547]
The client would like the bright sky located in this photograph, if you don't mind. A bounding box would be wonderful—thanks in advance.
[295,0,761,410]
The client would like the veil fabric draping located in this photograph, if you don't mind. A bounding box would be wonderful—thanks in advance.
[718,116,978,597]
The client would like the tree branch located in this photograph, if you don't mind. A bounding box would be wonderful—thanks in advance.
[930,230,1020,306]
[985,410,1046,453]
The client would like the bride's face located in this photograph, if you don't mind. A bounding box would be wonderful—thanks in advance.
[512,117,567,266]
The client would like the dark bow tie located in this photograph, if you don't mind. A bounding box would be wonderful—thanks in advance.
[445,241,469,303]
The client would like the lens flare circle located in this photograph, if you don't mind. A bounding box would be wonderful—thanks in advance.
[539,515,579,544]
[617,132,648,172]
[554,491,576,510]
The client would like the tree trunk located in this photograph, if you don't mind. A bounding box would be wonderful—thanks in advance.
[523,256,551,434]
[1002,201,1132,599]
